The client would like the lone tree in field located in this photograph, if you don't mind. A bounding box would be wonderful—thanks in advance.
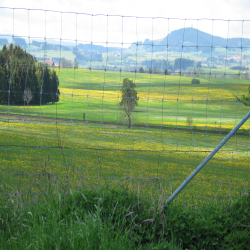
[237,85,250,106]
[120,78,139,128]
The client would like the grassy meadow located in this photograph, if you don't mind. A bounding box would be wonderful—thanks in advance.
[1,68,250,128]
[0,69,249,205]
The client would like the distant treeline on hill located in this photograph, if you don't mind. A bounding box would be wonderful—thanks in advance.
[0,37,27,48]
[13,38,26,48]
[0,44,60,105]
[0,38,8,45]
[32,41,71,51]
[73,47,102,62]
[142,58,201,71]
[230,66,249,71]
[77,43,120,53]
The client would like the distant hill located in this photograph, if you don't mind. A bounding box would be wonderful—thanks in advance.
[0,38,8,45]
[30,40,121,53]
[0,34,12,43]
[2,28,250,54]
[0,35,122,54]
[78,44,121,53]
[130,27,250,52]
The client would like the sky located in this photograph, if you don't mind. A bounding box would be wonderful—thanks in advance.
[1,0,250,48]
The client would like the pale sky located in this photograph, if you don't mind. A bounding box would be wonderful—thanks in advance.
[1,0,250,47]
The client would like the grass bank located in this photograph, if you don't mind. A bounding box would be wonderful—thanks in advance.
[0,186,249,249]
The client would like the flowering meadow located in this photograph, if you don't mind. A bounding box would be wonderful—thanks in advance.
[0,69,249,204]
[0,116,249,204]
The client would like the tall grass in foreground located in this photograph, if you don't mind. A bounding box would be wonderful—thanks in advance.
[0,178,249,250]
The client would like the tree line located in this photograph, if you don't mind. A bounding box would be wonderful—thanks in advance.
[0,44,60,105]
[141,58,201,72]
[32,41,71,51]
[72,48,103,62]
[0,39,8,46]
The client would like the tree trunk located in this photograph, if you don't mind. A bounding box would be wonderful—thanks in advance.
[128,114,131,128]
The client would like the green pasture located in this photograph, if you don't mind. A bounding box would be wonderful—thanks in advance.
[202,67,244,74]
[30,48,76,62]
[0,69,249,204]
[0,69,249,130]
[0,115,249,203]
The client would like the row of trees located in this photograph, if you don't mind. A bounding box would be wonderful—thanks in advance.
[60,57,74,68]
[72,48,103,62]
[32,41,70,51]
[139,67,169,75]
[141,58,201,72]
[0,44,60,105]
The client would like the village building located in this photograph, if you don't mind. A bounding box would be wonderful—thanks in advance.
[38,60,55,67]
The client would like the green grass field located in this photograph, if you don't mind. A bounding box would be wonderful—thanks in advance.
[0,69,249,204]
[1,69,249,127]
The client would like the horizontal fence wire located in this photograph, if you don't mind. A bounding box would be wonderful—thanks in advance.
[0,7,249,205]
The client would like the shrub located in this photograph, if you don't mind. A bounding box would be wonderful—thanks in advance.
[191,78,200,84]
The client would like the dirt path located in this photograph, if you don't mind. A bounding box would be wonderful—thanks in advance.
[0,112,249,137]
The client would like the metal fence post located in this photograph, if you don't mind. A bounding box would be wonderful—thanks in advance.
[165,111,250,206]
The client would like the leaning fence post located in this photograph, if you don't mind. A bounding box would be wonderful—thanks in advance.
[165,111,250,206]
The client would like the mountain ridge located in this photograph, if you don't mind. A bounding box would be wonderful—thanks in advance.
[130,27,250,52]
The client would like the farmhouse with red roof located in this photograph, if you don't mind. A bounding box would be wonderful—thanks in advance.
[39,60,55,67]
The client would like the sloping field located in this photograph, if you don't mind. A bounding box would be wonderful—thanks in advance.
[0,69,249,203]
[0,69,249,129]
[0,116,249,203]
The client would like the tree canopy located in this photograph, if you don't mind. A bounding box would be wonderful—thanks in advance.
[191,78,200,84]
[0,44,60,105]
[120,78,139,128]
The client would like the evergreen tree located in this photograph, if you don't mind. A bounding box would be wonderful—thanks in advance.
[50,70,60,103]
[0,44,60,105]
[41,65,51,104]
[0,66,8,103]
[139,67,144,73]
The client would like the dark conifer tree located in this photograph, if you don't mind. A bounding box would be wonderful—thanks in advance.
[50,70,60,103]
[41,65,51,104]
[0,44,60,105]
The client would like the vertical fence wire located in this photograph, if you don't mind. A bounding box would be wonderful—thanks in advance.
[7,8,15,146]
[0,8,249,204]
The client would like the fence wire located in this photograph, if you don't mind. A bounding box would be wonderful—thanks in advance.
[0,7,250,204]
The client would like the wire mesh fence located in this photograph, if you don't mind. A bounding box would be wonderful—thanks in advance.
[0,7,250,205]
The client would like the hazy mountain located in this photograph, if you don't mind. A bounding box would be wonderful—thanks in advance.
[0,34,13,43]
[2,27,250,54]
[0,35,122,53]
[130,27,250,52]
